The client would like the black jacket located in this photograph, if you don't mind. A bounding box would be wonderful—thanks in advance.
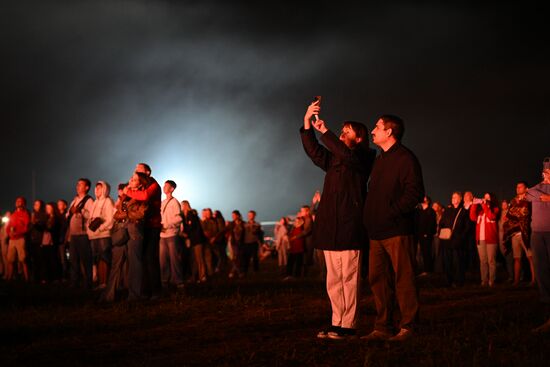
[364,142,425,240]
[414,206,437,238]
[301,127,376,250]
[440,205,469,249]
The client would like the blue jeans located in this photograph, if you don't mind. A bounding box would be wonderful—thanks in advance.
[531,232,550,303]
[69,235,92,289]
[127,222,144,301]
[159,236,183,285]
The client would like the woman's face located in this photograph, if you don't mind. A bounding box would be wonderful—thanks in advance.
[501,201,509,210]
[95,184,103,199]
[33,200,41,212]
[432,203,441,212]
[128,174,140,189]
[484,193,491,201]
[46,204,54,216]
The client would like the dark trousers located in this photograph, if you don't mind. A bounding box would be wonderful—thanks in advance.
[241,242,259,274]
[142,227,161,298]
[531,232,550,303]
[369,235,418,333]
[69,235,93,289]
[286,252,304,277]
[102,245,127,302]
[419,236,434,273]
[39,245,60,282]
[127,222,144,301]
[442,243,465,286]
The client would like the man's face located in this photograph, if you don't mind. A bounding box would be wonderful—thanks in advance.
[339,125,361,148]
[483,193,491,202]
[247,211,255,221]
[15,198,25,209]
[163,182,174,195]
[231,212,238,221]
[543,169,550,183]
[76,180,89,196]
[203,209,212,220]
[451,193,462,207]
[135,164,150,176]
[463,192,473,203]
[299,207,310,217]
[33,200,41,212]
[371,119,391,147]
[516,183,527,196]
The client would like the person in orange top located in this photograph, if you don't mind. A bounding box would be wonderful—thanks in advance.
[5,196,30,281]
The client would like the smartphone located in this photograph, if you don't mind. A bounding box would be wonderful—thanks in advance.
[312,96,322,121]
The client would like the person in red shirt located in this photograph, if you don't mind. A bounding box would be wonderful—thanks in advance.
[470,192,500,287]
[284,215,305,280]
[5,196,30,281]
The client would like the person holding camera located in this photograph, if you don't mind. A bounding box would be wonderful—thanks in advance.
[527,158,550,333]
[301,98,376,340]
[87,181,115,290]
[469,192,500,287]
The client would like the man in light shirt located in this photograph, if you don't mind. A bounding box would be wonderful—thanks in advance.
[159,180,184,288]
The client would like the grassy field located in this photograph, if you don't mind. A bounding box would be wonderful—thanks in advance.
[1,259,550,367]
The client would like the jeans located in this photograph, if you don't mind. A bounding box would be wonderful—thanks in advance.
[69,235,92,289]
[127,222,144,301]
[159,236,183,285]
[102,244,127,302]
[477,241,497,286]
[531,232,550,303]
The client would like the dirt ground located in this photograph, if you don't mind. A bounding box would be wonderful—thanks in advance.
[1,258,550,367]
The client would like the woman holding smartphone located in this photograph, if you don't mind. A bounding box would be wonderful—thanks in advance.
[470,193,500,287]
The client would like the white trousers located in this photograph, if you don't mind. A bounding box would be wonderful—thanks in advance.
[324,249,361,329]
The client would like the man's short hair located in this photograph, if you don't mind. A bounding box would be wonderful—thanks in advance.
[138,163,152,175]
[452,191,463,198]
[16,196,27,205]
[380,115,405,141]
[249,210,256,216]
[78,178,91,189]
[165,180,177,189]
[343,121,368,142]
[517,181,529,188]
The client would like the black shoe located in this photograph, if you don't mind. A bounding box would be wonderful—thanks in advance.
[317,325,341,339]
[327,327,357,340]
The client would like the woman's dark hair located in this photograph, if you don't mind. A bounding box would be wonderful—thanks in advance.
[214,210,225,222]
[135,172,149,188]
[34,199,46,213]
[342,121,368,142]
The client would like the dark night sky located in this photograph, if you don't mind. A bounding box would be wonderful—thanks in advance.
[1,1,548,220]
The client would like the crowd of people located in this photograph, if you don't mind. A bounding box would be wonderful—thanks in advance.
[0,163,288,302]
[1,102,549,340]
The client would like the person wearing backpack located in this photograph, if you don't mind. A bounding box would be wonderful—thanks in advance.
[67,178,94,289]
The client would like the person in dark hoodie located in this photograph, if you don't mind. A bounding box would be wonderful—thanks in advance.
[301,98,376,340]
[362,115,425,343]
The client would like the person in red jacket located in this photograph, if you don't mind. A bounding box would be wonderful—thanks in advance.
[470,192,500,287]
[5,196,30,281]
